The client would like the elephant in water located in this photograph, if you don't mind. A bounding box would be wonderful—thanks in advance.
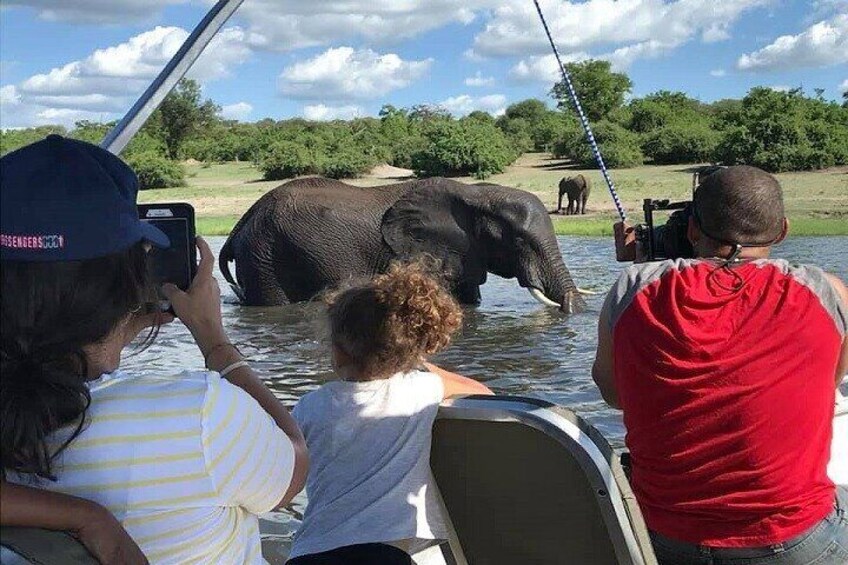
[557,174,591,215]
[220,177,587,312]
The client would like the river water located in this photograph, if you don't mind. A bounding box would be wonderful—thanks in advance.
[122,235,847,537]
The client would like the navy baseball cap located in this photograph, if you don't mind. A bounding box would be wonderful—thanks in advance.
[1,135,169,261]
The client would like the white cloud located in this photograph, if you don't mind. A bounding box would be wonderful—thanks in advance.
[191,27,252,82]
[4,0,189,24]
[465,72,495,87]
[2,25,251,128]
[303,104,364,121]
[710,69,727,77]
[602,39,674,69]
[439,94,507,117]
[840,79,848,93]
[1,85,21,107]
[471,0,770,67]
[507,41,664,84]
[810,0,848,21]
[5,0,496,49]
[279,47,432,102]
[5,0,497,55]
[769,85,792,92]
[237,1,490,51]
[509,53,590,84]
[737,13,848,71]
[220,102,253,121]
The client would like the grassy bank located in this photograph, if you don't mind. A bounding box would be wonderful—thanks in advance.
[196,215,847,237]
[139,154,848,237]
[549,216,848,236]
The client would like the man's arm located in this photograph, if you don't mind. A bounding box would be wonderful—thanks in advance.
[824,273,848,387]
[592,297,620,409]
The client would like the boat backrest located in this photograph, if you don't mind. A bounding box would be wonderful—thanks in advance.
[0,528,97,565]
[430,395,657,565]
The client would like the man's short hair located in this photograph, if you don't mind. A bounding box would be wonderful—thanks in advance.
[693,165,785,245]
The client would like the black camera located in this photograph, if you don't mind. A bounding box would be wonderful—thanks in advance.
[614,166,726,262]
[635,199,694,261]
[615,199,694,262]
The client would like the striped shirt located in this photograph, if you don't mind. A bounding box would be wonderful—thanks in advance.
[10,370,296,564]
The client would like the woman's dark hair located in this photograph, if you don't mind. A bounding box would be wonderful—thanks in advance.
[1,242,159,479]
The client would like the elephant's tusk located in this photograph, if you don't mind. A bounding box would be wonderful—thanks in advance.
[528,287,562,308]
[576,287,600,296]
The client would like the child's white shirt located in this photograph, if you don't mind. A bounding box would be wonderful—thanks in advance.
[289,370,448,559]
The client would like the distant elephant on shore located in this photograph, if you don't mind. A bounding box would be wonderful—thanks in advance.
[557,174,590,215]
[219,177,588,313]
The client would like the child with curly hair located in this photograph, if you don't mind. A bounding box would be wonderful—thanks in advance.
[287,262,493,565]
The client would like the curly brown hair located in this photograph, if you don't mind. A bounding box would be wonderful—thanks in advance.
[326,261,463,380]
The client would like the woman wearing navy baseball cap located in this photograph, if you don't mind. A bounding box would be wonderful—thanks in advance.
[0,136,308,564]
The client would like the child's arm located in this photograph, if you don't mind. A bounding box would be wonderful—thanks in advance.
[423,361,494,399]
[0,480,148,565]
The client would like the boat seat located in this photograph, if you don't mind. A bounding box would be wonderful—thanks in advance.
[0,528,96,565]
[430,395,657,565]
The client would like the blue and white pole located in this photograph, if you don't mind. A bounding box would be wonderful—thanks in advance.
[532,0,628,223]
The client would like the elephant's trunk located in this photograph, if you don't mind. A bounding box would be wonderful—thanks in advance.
[522,240,587,314]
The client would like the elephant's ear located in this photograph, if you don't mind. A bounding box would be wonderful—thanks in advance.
[380,183,480,282]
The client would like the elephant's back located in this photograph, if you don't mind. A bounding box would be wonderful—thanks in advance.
[268,177,407,217]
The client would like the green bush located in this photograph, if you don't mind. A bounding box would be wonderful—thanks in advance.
[258,141,315,180]
[554,120,644,168]
[321,149,375,179]
[124,131,168,159]
[497,117,534,153]
[641,123,720,164]
[0,126,67,156]
[125,152,186,190]
[411,118,518,179]
[715,88,848,172]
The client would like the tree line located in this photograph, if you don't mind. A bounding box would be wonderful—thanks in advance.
[2,61,847,190]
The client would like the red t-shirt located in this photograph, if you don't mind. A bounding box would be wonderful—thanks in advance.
[607,259,845,547]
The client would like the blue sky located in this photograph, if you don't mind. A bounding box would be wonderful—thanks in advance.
[1,0,846,128]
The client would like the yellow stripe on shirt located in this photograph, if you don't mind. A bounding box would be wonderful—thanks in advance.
[61,428,196,449]
[105,488,219,513]
[215,417,266,494]
[144,507,239,561]
[122,507,197,527]
[61,471,208,494]
[209,408,255,469]
[59,450,203,472]
[204,388,238,447]
[89,407,198,423]
[95,387,201,403]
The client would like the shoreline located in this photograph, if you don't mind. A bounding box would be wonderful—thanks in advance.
[196,215,848,238]
[139,156,847,238]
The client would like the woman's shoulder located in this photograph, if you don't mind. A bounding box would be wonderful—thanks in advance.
[90,369,218,391]
[87,370,225,413]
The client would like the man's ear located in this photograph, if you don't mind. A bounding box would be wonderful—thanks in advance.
[774,217,789,244]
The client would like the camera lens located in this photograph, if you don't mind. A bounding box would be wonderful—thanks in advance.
[651,208,694,260]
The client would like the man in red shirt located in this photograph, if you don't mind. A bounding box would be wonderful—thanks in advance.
[593,166,848,564]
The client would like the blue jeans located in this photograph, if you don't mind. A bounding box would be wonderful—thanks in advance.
[650,487,848,565]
